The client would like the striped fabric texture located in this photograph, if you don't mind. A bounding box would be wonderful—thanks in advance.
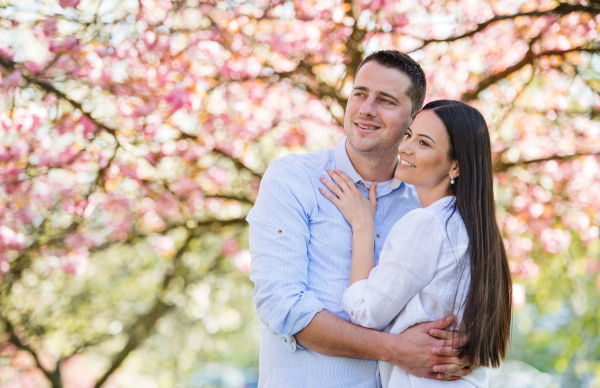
[248,138,421,388]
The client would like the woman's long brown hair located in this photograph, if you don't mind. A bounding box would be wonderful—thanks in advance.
[422,100,512,367]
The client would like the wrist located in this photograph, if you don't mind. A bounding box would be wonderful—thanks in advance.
[352,222,374,234]
[372,331,397,363]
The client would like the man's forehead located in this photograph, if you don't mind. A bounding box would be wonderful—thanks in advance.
[354,62,412,97]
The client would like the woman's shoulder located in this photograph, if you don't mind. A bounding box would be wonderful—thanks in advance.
[393,197,465,237]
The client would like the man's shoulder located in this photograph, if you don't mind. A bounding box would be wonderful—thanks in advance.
[267,147,334,177]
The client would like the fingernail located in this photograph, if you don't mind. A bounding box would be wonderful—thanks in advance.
[431,329,438,336]
[433,348,440,355]
[319,177,324,181]
[433,366,440,372]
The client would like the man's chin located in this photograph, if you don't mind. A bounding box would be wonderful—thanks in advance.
[347,139,386,156]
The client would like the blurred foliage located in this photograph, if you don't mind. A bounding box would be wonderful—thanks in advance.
[0,0,599,387]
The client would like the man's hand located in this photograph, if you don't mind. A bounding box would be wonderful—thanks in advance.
[381,315,471,381]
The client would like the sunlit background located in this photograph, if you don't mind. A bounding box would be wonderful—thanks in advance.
[0,0,599,387]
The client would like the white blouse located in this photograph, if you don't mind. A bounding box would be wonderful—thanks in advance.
[342,196,488,388]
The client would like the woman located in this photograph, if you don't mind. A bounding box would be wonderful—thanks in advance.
[319,100,512,387]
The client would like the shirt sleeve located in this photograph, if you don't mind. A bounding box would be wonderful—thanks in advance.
[247,157,324,351]
[341,209,443,331]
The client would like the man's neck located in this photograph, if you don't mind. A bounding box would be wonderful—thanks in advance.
[345,142,398,183]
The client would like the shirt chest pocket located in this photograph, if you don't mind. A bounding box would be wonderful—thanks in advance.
[309,199,353,254]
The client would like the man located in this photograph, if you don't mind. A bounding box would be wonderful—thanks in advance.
[247,50,471,387]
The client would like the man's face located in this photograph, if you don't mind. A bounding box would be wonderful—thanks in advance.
[344,61,414,158]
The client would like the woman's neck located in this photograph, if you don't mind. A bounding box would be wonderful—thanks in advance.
[415,185,454,208]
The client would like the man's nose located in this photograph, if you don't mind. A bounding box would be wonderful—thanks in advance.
[358,97,377,117]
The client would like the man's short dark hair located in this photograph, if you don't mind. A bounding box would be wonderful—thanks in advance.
[356,50,426,114]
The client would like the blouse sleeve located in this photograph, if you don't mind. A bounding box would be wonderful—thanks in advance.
[341,209,444,330]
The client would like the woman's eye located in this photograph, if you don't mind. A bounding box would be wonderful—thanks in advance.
[404,132,411,138]
[419,140,429,147]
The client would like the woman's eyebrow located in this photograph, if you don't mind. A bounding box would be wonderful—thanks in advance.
[417,133,436,144]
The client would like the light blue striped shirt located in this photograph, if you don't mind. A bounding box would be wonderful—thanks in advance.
[248,138,421,388]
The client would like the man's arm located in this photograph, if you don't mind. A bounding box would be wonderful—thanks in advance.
[248,158,324,346]
[295,311,471,380]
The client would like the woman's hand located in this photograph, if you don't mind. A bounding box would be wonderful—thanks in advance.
[319,169,377,229]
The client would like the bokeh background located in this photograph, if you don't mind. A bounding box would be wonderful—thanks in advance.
[0,0,599,387]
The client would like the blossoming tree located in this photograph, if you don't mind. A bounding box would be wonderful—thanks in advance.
[0,0,599,386]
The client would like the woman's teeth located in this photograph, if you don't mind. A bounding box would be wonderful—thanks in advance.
[400,159,415,167]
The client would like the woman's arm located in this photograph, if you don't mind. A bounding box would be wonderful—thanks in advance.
[320,169,442,330]
[318,168,377,285]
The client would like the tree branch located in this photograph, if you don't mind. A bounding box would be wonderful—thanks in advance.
[462,45,600,101]
[1,317,62,388]
[494,151,600,172]
[410,3,600,52]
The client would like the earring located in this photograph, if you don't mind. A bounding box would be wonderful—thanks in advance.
[450,175,455,185]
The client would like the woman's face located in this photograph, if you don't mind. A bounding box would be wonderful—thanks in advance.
[394,109,458,189]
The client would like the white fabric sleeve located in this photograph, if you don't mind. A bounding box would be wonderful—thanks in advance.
[341,209,443,330]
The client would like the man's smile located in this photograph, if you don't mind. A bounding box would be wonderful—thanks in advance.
[354,121,382,133]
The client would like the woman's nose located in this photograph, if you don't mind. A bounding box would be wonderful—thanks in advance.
[398,141,413,155]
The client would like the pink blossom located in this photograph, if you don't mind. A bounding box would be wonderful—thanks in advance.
[540,228,572,254]
[233,250,251,274]
[170,177,198,196]
[61,248,89,276]
[40,18,58,36]
[1,71,22,88]
[152,235,176,257]
[59,0,81,8]
[221,238,239,255]
[165,88,190,111]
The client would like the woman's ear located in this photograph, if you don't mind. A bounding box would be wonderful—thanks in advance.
[450,160,459,178]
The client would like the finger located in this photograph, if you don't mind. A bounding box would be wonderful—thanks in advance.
[438,375,461,381]
[327,169,351,193]
[319,187,340,204]
[436,367,472,380]
[435,331,468,349]
[334,169,357,189]
[319,176,344,197]
[368,181,377,205]
[430,328,455,341]
[433,363,465,374]
[426,315,454,333]
[433,346,460,357]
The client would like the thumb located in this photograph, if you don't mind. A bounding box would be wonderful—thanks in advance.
[369,181,377,205]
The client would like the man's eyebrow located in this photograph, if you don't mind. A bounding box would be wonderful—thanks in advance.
[353,86,400,103]
[378,91,400,103]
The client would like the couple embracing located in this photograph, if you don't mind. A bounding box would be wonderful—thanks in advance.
[247,50,512,388]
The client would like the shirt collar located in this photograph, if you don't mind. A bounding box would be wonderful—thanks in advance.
[333,137,403,192]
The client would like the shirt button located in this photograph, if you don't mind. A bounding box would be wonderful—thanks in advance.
[284,339,288,343]
[351,311,354,316]
[360,181,365,186]
[277,229,283,234]
[376,234,380,238]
